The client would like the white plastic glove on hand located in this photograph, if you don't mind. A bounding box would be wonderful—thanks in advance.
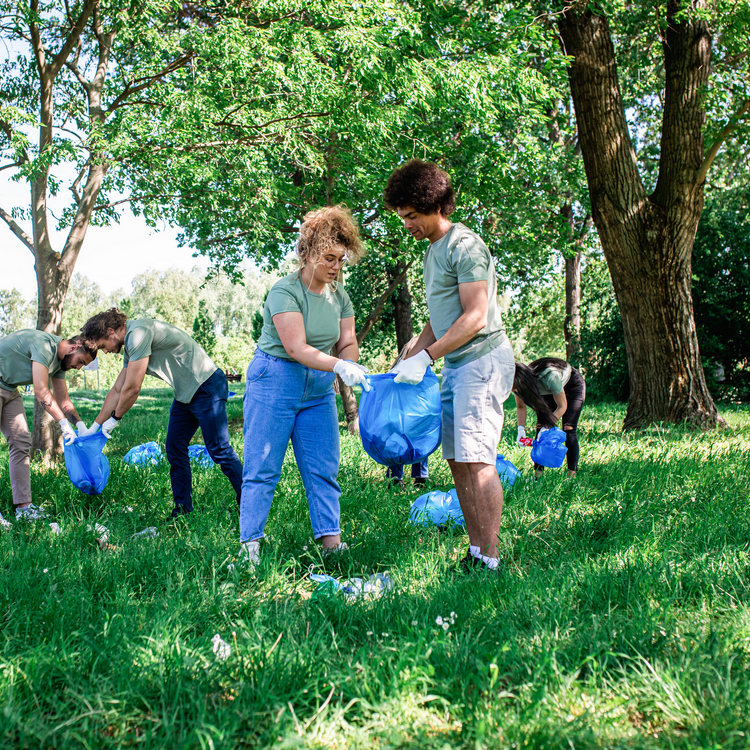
[516,426,526,446]
[392,349,431,385]
[101,416,119,438]
[333,360,371,392]
[75,420,88,435]
[59,418,76,446]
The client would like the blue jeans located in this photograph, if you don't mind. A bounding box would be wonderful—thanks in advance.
[386,458,429,481]
[240,350,341,542]
[165,369,243,512]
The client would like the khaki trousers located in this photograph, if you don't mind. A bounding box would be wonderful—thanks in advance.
[0,387,32,506]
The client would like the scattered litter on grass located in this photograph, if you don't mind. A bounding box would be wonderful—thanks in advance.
[124,506,134,513]
[226,563,236,572]
[87,523,109,542]
[188,445,215,468]
[131,527,159,539]
[310,572,392,601]
[48,522,63,535]
[123,442,163,466]
[212,634,231,661]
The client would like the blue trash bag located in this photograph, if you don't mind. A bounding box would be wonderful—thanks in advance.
[530,427,568,468]
[359,370,442,467]
[123,441,163,466]
[409,489,465,527]
[496,454,521,488]
[64,431,110,495]
[189,445,215,468]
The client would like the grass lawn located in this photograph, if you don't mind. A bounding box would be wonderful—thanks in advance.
[1,385,750,748]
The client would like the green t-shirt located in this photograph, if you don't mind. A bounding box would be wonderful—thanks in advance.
[256,272,355,360]
[537,363,572,396]
[122,319,217,403]
[423,223,508,368]
[0,329,65,390]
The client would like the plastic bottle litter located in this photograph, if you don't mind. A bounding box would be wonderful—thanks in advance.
[310,572,392,601]
[48,522,63,535]
[86,523,110,543]
[131,527,159,539]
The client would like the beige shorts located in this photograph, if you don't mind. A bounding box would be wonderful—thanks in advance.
[440,343,515,465]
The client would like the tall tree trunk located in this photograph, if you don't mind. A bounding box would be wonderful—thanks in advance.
[337,376,360,435]
[564,249,581,361]
[391,261,414,352]
[557,1,722,429]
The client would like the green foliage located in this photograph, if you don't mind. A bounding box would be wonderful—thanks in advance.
[692,187,750,399]
[192,299,216,357]
[0,288,34,337]
[2,389,750,746]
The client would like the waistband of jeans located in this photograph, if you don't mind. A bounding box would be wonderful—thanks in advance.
[254,349,301,365]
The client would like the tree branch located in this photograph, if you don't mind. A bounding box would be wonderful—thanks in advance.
[0,206,35,255]
[48,0,97,78]
[356,262,412,345]
[697,98,750,184]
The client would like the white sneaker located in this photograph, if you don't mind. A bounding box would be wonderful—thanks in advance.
[0,512,11,530]
[16,503,45,521]
[239,540,260,570]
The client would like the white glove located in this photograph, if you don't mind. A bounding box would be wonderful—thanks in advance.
[333,360,371,391]
[516,426,526,446]
[101,416,120,438]
[75,420,88,435]
[59,418,76,446]
[392,349,431,385]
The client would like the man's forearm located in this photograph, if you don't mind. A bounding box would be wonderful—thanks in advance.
[425,311,486,362]
[113,385,141,419]
[406,323,437,358]
[59,401,81,424]
[95,388,121,424]
[35,389,65,422]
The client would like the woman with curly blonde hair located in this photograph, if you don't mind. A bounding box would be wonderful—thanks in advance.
[239,205,369,568]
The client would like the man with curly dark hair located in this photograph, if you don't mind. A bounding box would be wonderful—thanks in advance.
[384,159,515,573]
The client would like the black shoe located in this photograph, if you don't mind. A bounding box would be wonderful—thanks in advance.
[413,477,428,488]
[389,478,405,489]
[171,506,193,518]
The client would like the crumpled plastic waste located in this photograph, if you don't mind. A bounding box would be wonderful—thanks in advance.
[409,490,465,527]
[310,572,392,602]
[131,526,159,539]
[123,442,163,466]
[188,445,215,468]
[496,454,521,488]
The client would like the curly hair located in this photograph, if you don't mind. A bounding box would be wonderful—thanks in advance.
[81,308,128,343]
[383,159,456,216]
[297,205,365,267]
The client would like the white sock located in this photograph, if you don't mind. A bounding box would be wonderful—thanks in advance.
[470,545,498,569]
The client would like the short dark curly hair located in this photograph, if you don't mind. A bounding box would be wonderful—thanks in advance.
[81,308,128,343]
[383,159,456,216]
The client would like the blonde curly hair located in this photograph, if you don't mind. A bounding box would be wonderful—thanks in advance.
[297,205,366,268]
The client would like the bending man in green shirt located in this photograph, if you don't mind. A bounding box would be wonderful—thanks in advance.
[81,310,243,518]
[0,329,96,524]
[384,160,516,572]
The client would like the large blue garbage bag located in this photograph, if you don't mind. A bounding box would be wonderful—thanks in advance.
[496,454,521,488]
[189,445,215,468]
[409,489,465,527]
[530,427,568,468]
[123,441,163,466]
[359,370,442,467]
[64,431,110,495]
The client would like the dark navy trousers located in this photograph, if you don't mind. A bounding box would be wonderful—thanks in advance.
[165,369,242,512]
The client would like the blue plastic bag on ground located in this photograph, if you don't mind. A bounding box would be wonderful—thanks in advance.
[530,427,568,468]
[496,454,521,488]
[64,431,110,495]
[359,370,442,467]
[123,441,163,466]
[189,445,215,468]
[409,489,465,527]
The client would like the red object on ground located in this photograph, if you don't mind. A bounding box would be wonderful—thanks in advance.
[519,437,533,447]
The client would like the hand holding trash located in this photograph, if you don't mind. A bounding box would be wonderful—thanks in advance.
[392,349,431,385]
[517,426,532,447]
[101,415,119,438]
[333,360,371,391]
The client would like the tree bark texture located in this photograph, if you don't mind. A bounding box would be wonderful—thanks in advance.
[557,1,722,429]
[391,261,414,352]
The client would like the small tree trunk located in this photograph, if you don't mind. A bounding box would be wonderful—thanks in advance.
[392,263,414,352]
[336,375,360,435]
[564,244,582,362]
